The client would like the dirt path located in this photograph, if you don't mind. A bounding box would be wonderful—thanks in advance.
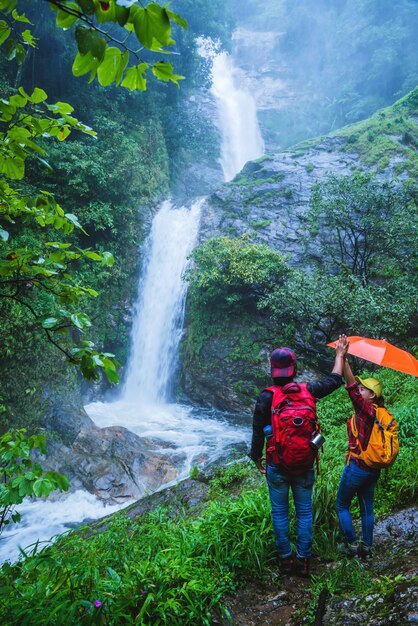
[225,506,418,626]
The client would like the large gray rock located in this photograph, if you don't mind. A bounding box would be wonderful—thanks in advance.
[42,425,180,503]
[40,389,93,445]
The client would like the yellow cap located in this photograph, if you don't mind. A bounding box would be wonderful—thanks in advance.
[355,376,382,398]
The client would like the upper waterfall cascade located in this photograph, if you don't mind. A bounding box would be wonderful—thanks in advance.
[210,51,265,181]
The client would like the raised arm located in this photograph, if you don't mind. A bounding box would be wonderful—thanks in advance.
[343,356,356,386]
[331,334,349,376]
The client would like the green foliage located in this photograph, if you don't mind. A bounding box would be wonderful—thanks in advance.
[0,0,187,90]
[258,173,418,357]
[0,488,271,625]
[0,87,95,181]
[264,270,416,350]
[185,235,290,310]
[207,460,257,499]
[1,0,229,431]
[336,87,418,176]
[0,429,69,534]
[183,236,293,403]
[0,86,121,383]
[307,173,418,283]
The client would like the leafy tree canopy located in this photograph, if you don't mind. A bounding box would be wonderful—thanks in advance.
[306,174,418,285]
[0,80,120,381]
[0,0,187,90]
[185,236,291,310]
[0,0,188,383]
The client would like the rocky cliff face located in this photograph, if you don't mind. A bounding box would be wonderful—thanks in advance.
[181,137,360,410]
[181,88,418,410]
[200,136,358,267]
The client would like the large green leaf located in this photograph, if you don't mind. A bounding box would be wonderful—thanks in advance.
[0,155,24,179]
[152,61,184,86]
[0,20,11,45]
[97,46,121,86]
[29,87,47,103]
[115,5,129,26]
[94,0,116,23]
[41,317,59,329]
[76,0,95,14]
[21,29,36,47]
[8,93,27,107]
[115,50,129,86]
[121,63,148,91]
[32,477,54,498]
[4,39,25,63]
[72,51,96,76]
[44,471,70,491]
[75,24,106,60]
[0,0,17,13]
[70,313,92,330]
[56,2,80,29]
[101,251,114,267]
[166,8,188,30]
[132,3,173,49]
[11,9,31,23]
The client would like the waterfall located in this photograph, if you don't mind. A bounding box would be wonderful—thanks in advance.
[122,199,202,404]
[0,37,264,565]
[211,51,265,181]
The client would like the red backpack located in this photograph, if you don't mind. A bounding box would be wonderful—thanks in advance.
[265,382,320,474]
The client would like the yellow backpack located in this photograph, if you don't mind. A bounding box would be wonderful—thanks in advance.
[349,406,399,469]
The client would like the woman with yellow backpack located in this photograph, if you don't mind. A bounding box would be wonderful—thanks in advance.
[336,335,399,559]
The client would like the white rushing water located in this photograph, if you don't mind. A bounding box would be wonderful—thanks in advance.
[1,42,264,564]
[123,199,202,404]
[86,197,248,477]
[210,51,265,181]
[0,491,124,564]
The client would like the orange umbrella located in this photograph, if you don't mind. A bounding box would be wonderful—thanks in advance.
[327,336,418,377]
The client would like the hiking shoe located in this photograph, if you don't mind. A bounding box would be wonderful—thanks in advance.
[337,541,359,557]
[294,556,310,578]
[358,541,373,560]
[278,555,294,576]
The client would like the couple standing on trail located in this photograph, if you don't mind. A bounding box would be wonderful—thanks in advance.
[250,334,389,577]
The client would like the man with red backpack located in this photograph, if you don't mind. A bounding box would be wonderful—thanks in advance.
[250,337,348,577]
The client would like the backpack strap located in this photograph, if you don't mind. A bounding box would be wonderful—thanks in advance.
[347,413,362,465]
[265,385,287,415]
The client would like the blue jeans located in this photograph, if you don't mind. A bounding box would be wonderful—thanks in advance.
[337,460,380,546]
[266,464,315,558]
